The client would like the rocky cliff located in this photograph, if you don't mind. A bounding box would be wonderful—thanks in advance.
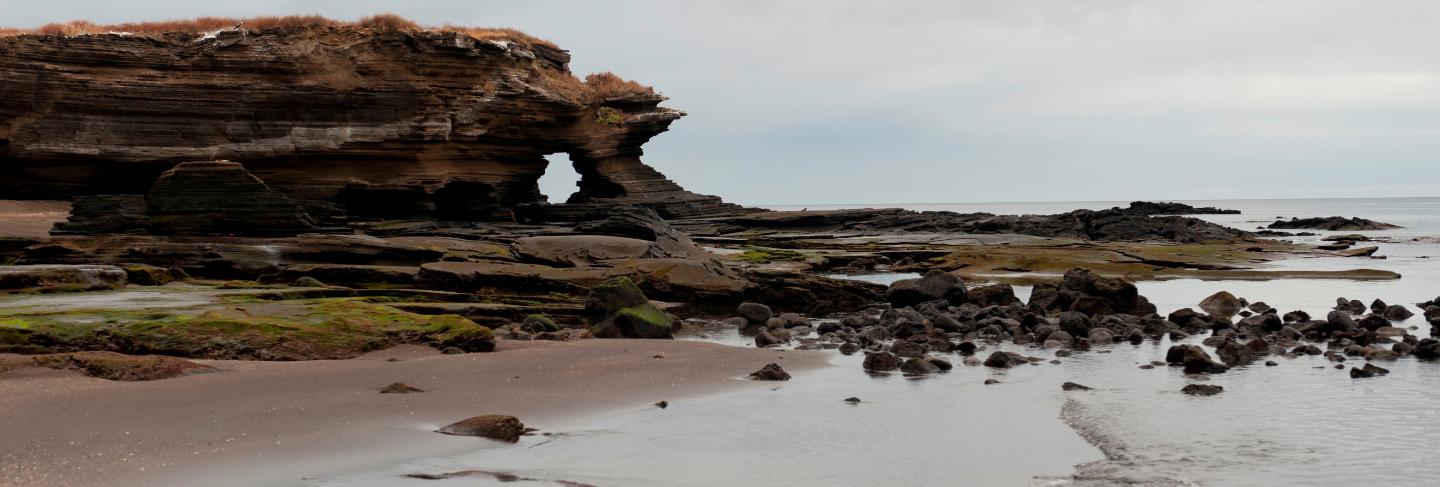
[0,23,747,226]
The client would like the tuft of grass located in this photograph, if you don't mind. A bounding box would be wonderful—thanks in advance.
[595,107,625,125]
[584,72,654,100]
[1,14,560,50]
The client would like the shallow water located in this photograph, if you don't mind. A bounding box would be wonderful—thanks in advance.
[311,351,1098,487]
[311,198,1440,486]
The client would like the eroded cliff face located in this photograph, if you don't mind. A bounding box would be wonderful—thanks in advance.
[0,25,746,225]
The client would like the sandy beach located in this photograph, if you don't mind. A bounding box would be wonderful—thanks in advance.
[0,340,824,487]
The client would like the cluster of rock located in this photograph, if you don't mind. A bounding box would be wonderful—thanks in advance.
[734,267,1433,388]
[1268,217,1401,231]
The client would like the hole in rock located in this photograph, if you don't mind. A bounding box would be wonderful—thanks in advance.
[537,153,582,204]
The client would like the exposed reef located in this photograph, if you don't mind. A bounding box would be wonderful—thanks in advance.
[712,205,1250,243]
[1267,217,1402,231]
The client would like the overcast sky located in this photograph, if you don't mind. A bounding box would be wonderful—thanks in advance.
[5,1,1438,205]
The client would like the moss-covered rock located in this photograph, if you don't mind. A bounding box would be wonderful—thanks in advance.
[585,277,673,339]
[0,299,494,360]
[519,314,560,333]
[124,265,190,286]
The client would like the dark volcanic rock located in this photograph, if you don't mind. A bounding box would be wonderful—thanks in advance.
[1037,268,1156,316]
[1181,384,1224,396]
[737,302,775,325]
[1123,201,1240,215]
[862,351,902,372]
[1061,381,1093,391]
[983,351,1027,369]
[1199,291,1243,317]
[887,270,967,307]
[717,205,1251,244]
[749,363,791,381]
[1267,217,1401,231]
[1349,363,1390,379]
[901,357,941,374]
[968,283,1020,307]
[436,415,526,442]
[1167,344,1230,374]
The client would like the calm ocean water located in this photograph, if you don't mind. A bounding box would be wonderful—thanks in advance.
[312,198,1440,486]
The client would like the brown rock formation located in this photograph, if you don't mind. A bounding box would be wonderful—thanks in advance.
[0,23,746,225]
[54,161,319,235]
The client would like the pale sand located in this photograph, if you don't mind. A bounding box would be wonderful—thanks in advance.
[0,340,824,487]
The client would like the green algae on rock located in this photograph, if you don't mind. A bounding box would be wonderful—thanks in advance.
[585,277,674,338]
[0,298,494,360]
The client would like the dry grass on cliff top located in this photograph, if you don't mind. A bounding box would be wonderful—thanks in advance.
[0,13,561,50]
[0,14,655,105]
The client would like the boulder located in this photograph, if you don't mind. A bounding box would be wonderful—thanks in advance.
[1199,291,1243,317]
[736,302,774,325]
[1055,268,1156,316]
[968,283,1020,307]
[1166,344,1229,374]
[1383,304,1415,321]
[862,352,901,372]
[585,277,674,339]
[436,415,526,442]
[519,314,560,334]
[983,351,1027,369]
[889,340,928,358]
[1349,363,1390,379]
[1326,311,1358,334]
[749,363,791,381]
[901,357,941,374]
[887,270,967,307]
[754,330,782,348]
[1181,384,1224,396]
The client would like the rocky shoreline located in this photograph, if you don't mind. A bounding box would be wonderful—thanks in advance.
[718,267,1439,384]
[0,18,1428,487]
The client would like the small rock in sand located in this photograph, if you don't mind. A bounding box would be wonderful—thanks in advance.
[1182,384,1224,396]
[436,415,526,442]
[654,400,669,409]
[379,382,424,394]
[749,363,791,381]
[844,397,861,404]
[1061,382,1092,391]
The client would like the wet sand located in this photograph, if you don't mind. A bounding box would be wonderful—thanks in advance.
[0,340,824,487]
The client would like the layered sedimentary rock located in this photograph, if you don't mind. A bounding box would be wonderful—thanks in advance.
[0,25,746,225]
[54,161,318,235]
